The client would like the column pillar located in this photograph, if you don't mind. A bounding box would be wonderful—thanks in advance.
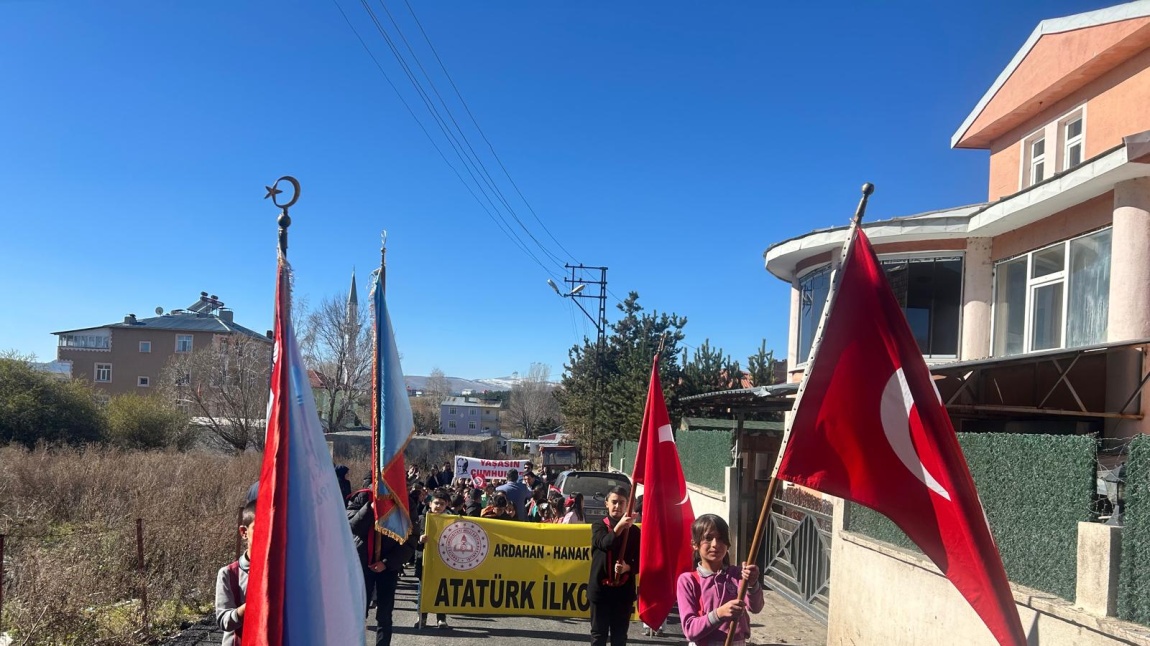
[787,279,800,379]
[1106,178,1150,445]
[961,237,993,360]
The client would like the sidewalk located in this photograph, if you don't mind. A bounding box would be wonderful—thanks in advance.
[748,590,828,646]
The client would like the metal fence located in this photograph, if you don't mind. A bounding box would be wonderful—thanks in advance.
[759,496,833,624]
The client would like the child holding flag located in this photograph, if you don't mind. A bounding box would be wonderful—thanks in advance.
[675,514,763,646]
[214,500,255,646]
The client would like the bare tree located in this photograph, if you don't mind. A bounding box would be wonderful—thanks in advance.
[411,396,440,435]
[298,292,372,432]
[162,334,272,451]
[507,363,560,438]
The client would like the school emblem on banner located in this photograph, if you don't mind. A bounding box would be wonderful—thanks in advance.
[438,521,490,571]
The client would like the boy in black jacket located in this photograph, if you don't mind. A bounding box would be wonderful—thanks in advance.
[589,486,640,646]
[348,490,414,646]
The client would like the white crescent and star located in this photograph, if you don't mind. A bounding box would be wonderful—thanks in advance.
[880,368,952,501]
[653,423,691,506]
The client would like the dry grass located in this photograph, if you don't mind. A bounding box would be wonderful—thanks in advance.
[0,445,262,645]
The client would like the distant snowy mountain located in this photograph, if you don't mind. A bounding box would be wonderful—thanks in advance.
[404,375,515,394]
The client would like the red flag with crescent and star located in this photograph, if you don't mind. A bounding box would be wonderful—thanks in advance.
[631,355,695,630]
[775,229,1026,646]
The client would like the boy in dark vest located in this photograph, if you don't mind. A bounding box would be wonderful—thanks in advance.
[589,486,640,646]
[215,500,256,646]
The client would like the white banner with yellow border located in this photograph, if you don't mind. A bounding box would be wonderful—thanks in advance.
[420,514,598,617]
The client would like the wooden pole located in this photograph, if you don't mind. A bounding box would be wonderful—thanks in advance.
[136,518,149,635]
[1,533,5,634]
[723,184,874,646]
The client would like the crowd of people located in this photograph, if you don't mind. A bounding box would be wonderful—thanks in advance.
[214,460,763,646]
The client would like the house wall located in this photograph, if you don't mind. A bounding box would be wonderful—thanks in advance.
[439,403,501,434]
[988,45,1150,201]
[827,501,1150,646]
[60,328,217,396]
[991,192,1114,261]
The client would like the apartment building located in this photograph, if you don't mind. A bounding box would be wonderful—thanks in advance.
[440,396,502,435]
[54,292,271,399]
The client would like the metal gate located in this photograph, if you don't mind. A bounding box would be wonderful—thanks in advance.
[759,497,832,624]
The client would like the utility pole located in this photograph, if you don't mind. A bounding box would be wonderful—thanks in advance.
[562,264,608,469]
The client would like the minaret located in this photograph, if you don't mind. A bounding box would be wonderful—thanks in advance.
[346,270,360,351]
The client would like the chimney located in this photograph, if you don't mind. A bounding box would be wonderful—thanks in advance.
[124,314,137,324]
[266,329,274,339]
[219,308,234,323]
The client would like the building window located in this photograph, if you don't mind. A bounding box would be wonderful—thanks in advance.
[175,372,191,386]
[59,334,110,350]
[139,341,151,353]
[797,266,832,364]
[138,376,150,387]
[176,335,193,353]
[95,363,112,383]
[993,227,1111,356]
[470,408,476,415]
[468,421,477,430]
[449,407,457,415]
[448,420,457,429]
[797,255,962,363]
[1063,116,1084,169]
[1025,135,1046,186]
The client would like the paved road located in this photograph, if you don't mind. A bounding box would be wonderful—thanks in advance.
[163,571,825,646]
[375,571,684,645]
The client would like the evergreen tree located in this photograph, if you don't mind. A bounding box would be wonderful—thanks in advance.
[746,339,779,386]
[557,292,685,467]
[680,339,743,398]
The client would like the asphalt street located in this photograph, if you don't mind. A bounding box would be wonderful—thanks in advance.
[373,571,685,645]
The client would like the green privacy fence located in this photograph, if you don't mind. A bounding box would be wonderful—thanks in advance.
[1119,435,1149,624]
[613,429,733,492]
[848,433,1095,602]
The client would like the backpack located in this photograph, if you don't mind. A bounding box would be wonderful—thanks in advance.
[225,561,244,645]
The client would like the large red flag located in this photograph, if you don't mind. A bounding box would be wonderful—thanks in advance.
[631,356,695,629]
[775,229,1026,646]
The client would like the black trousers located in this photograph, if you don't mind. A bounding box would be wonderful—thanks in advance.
[364,568,399,646]
[590,599,633,646]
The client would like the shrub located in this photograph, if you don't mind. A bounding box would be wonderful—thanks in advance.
[848,432,1095,601]
[1119,435,1150,625]
[0,357,106,446]
[105,393,194,450]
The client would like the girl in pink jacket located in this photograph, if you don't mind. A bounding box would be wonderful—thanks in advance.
[675,514,764,646]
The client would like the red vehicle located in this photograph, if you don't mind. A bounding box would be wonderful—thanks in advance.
[539,444,581,480]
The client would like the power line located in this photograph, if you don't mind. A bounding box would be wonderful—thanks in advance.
[399,0,579,265]
[331,0,563,282]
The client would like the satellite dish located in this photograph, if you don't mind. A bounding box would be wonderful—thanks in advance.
[155,306,164,315]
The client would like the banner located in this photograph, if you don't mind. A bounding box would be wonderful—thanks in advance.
[453,456,530,484]
[420,514,593,617]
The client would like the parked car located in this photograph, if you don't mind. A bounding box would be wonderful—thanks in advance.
[553,470,633,525]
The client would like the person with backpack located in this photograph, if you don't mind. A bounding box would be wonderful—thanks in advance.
[348,489,414,646]
[215,500,255,646]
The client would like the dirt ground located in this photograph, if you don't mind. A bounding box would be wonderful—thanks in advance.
[748,590,828,646]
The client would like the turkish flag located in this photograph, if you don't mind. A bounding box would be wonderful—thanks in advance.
[776,230,1026,646]
[632,357,696,629]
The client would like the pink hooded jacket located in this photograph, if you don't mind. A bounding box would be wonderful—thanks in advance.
[675,564,765,644]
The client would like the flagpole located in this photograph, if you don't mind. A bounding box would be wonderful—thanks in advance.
[371,232,388,567]
[722,183,873,646]
[614,332,667,584]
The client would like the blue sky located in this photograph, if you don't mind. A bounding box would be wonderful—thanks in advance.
[0,0,1115,379]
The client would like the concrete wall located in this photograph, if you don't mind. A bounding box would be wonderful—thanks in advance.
[827,501,1150,646]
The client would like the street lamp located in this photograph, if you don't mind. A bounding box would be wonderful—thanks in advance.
[547,265,608,468]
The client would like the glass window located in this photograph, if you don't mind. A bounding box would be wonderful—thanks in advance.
[1067,229,1111,346]
[993,258,1027,356]
[1065,117,1084,170]
[449,408,457,415]
[797,266,831,363]
[176,335,193,353]
[992,228,1110,355]
[1030,282,1064,351]
[881,257,962,356]
[448,420,457,429]
[95,363,112,382]
[138,376,150,387]
[139,341,151,353]
[1031,245,1064,279]
[468,421,477,430]
[1031,138,1046,184]
[470,408,476,415]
